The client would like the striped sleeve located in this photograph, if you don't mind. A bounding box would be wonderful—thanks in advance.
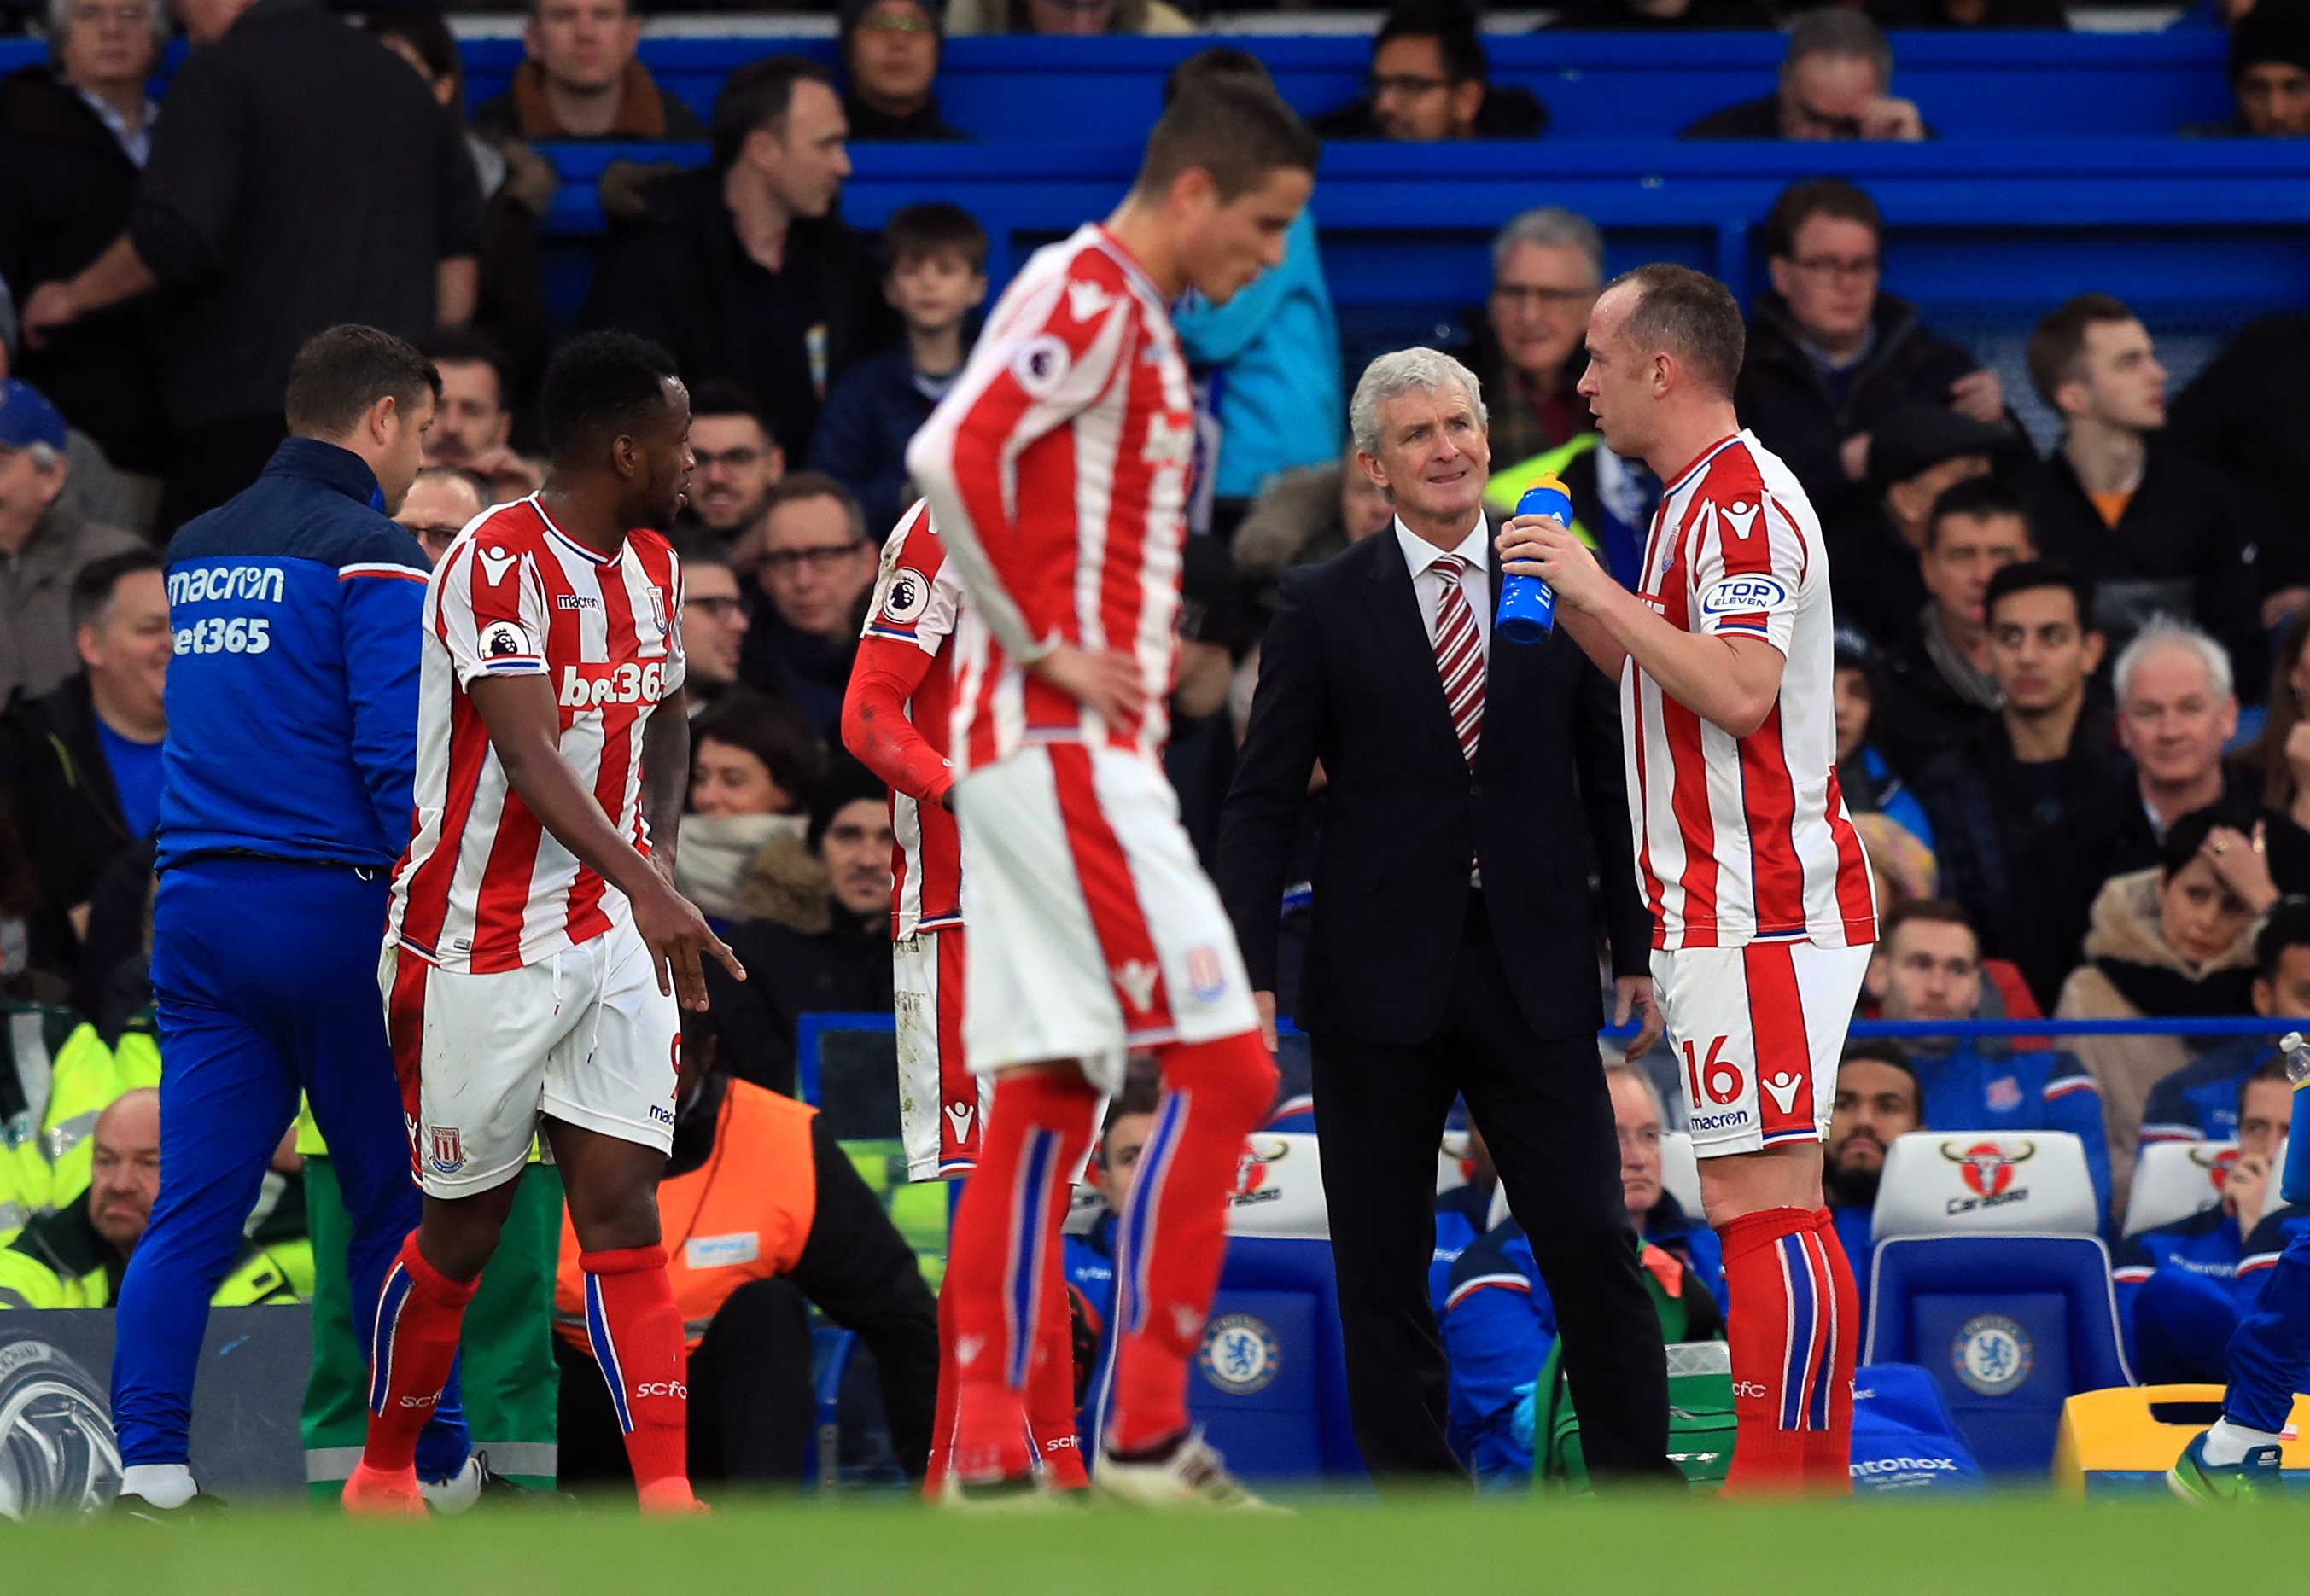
[438,535,549,685]
[1688,486,1804,655]
[861,500,962,657]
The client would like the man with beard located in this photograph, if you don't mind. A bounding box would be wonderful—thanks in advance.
[1824,1043,1922,1302]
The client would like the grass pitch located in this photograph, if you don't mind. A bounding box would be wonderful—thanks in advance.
[2,1489,2289,1595]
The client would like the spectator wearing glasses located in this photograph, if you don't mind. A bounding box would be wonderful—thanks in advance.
[839,0,966,142]
[669,533,750,719]
[0,0,170,506]
[1460,207,1601,476]
[680,380,786,563]
[1681,11,1927,141]
[472,0,705,143]
[1312,2,1547,142]
[1736,179,2004,533]
[739,472,878,741]
[390,463,487,568]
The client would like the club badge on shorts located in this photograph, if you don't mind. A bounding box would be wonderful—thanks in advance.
[428,1125,465,1175]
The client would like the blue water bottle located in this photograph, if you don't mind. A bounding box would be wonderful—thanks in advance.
[1498,472,1571,644]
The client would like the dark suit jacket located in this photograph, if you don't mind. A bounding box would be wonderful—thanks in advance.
[1217,527,1651,1046]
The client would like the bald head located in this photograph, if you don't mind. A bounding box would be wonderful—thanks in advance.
[90,1088,160,1254]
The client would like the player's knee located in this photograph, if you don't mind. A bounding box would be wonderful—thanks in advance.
[1161,1031,1278,1127]
[564,1179,662,1255]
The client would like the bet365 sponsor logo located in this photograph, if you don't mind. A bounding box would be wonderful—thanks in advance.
[559,661,669,709]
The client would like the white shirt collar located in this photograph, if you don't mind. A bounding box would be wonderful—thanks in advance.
[1392,515,1490,580]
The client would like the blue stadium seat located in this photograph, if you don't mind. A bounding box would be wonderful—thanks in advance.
[1178,1133,1366,1481]
[1864,1131,2131,1474]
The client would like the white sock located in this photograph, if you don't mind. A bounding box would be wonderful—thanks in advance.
[2202,1418,2284,1467]
[120,1464,196,1509]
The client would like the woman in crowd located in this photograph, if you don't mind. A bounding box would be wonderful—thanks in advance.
[2057,807,2266,1213]
[678,692,822,928]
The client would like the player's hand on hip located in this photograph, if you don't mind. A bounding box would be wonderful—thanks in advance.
[1497,515,1608,613]
[632,878,745,1011]
[1613,975,1662,1064]
[1254,990,1278,1054]
[1030,643,1147,730]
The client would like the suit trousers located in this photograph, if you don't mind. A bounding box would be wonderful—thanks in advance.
[1310,891,1673,1486]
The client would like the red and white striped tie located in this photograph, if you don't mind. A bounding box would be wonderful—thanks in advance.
[1431,554,1485,768]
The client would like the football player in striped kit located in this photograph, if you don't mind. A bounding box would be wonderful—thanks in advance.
[1502,264,1879,1497]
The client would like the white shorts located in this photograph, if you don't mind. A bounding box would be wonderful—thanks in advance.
[953,743,1257,1095]
[1651,940,1872,1158]
[384,917,681,1197]
[894,926,989,1181]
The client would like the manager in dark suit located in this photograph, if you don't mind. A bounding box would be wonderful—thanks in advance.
[1216,347,1673,1485]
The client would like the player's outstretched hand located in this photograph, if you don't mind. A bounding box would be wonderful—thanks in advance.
[1030,643,1147,731]
[633,877,745,1011]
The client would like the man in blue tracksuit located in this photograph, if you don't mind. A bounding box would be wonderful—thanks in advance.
[2138,900,2310,1151]
[110,327,472,1515]
[1865,900,2114,1227]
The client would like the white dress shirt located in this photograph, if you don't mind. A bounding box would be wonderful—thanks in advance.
[1393,516,1492,655]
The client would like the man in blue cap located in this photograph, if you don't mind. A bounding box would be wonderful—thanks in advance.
[108,323,487,1517]
[0,378,141,705]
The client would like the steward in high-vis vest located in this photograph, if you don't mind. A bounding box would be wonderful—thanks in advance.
[0,1003,160,1240]
[0,1088,310,1309]
[551,1026,939,1484]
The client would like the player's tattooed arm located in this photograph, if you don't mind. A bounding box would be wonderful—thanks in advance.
[467,674,743,1010]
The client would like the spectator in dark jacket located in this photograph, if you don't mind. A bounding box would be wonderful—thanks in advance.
[1455,207,1601,479]
[1866,0,2066,26]
[1870,475,2033,783]
[1311,3,1547,141]
[1680,11,1926,140]
[2167,313,2310,631]
[0,548,167,995]
[470,0,705,143]
[741,474,877,742]
[0,381,141,707]
[839,0,968,142]
[0,0,168,487]
[2017,294,2267,702]
[582,57,896,465]
[2186,0,2310,136]
[17,0,482,534]
[1736,179,2004,535]
[810,203,983,541]
[1829,401,2024,665]
[2139,900,2310,1150]
[1545,0,1770,28]
[703,757,895,1097]
[1914,561,2122,1009]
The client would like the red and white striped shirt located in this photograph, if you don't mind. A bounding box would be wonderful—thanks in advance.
[860,500,965,939]
[1623,431,1876,952]
[904,223,1195,778]
[388,498,685,974]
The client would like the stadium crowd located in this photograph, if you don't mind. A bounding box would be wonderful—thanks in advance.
[0,0,2306,1499]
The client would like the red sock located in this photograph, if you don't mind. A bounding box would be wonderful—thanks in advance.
[944,1070,1100,1484]
[1718,1206,1846,1500]
[1800,1207,1858,1496]
[925,1279,961,1499]
[360,1233,479,1473]
[582,1244,695,1513]
[1027,1173,1090,1489]
[1105,1032,1277,1457]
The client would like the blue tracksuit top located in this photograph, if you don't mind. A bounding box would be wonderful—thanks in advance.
[2139,1036,2272,1147]
[1910,1037,2113,1227]
[157,439,432,873]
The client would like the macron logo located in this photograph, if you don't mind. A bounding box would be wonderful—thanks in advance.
[477,546,516,586]
[1722,500,1759,539]
[1066,279,1112,323]
[1761,1072,1803,1115]
[1114,960,1159,1015]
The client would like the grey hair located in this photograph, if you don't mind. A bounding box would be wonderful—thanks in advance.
[2113,614,2235,704]
[1490,207,1604,286]
[1783,7,1893,84]
[1603,1059,1666,1121]
[1349,347,1488,458]
[48,0,169,48]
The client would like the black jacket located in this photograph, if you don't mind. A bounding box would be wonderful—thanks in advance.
[1217,527,1648,1045]
[2018,445,2267,701]
[1870,615,1997,783]
[665,1074,939,1475]
[0,673,136,995]
[1548,0,1773,25]
[580,166,899,462]
[0,66,166,473]
[1911,704,2130,1008]
[1736,290,1985,531]
[2166,312,2310,596]
[1682,93,1942,138]
[125,0,480,431]
[1310,84,1548,140]
[841,91,969,142]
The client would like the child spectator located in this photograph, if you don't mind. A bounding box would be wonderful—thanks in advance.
[1833,622,1936,856]
[809,203,985,540]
